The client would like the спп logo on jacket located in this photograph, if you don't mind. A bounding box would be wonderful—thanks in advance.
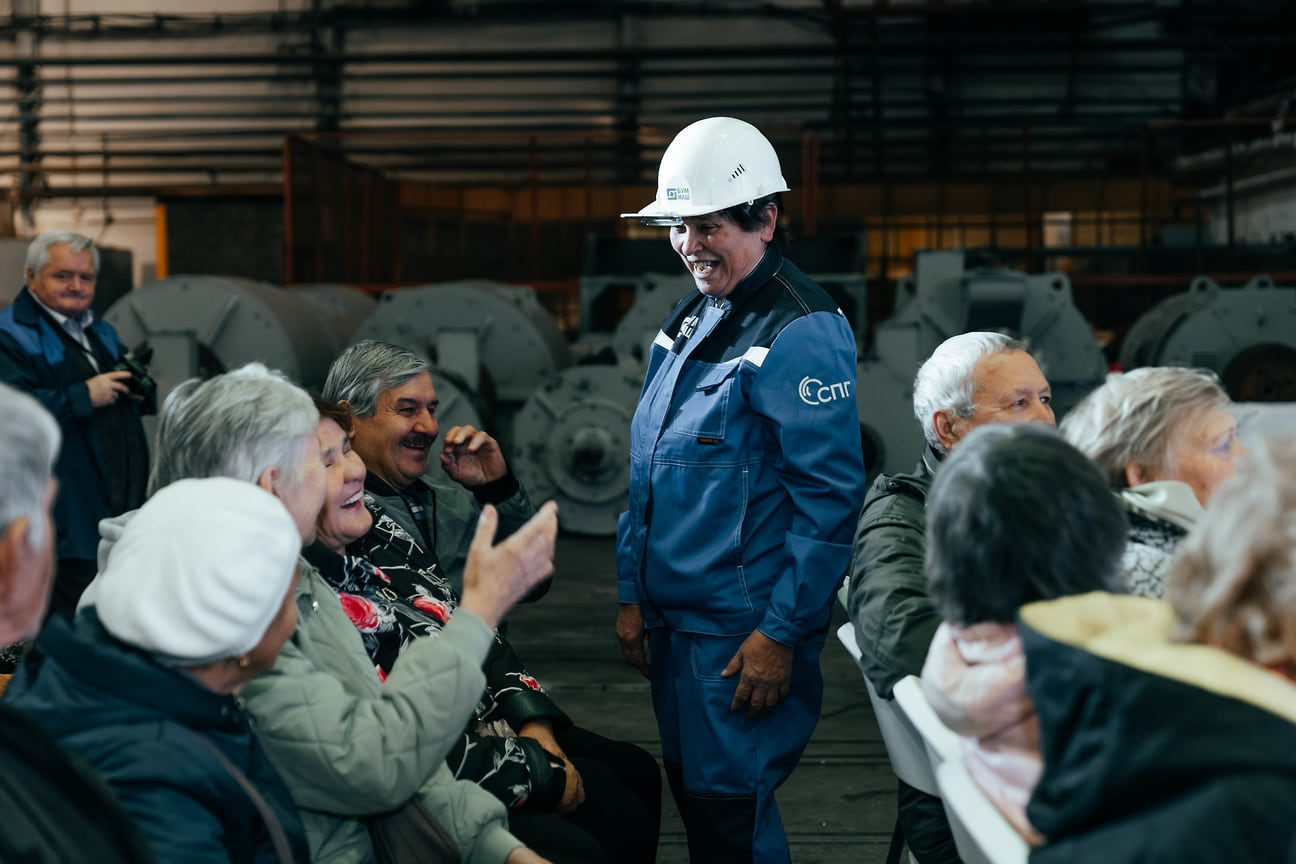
[798,376,852,406]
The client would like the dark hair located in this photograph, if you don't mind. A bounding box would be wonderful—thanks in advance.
[312,394,354,435]
[925,423,1127,625]
[719,192,786,250]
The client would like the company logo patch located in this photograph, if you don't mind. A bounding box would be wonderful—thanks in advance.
[798,376,852,406]
[666,187,691,201]
[680,315,698,339]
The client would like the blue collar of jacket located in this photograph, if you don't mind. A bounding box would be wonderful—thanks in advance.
[6,286,120,366]
[710,244,783,310]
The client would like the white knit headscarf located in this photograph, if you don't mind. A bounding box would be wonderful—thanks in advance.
[94,477,300,667]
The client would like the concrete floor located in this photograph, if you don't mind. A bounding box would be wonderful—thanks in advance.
[506,533,899,864]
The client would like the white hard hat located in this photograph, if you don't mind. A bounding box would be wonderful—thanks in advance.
[622,117,790,226]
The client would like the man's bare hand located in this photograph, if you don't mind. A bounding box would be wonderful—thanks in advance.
[441,425,508,488]
[87,370,133,408]
[616,603,649,677]
[459,501,558,630]
[721,629,793,722]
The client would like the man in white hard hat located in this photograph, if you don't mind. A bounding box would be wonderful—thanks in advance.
[615,117,866,863]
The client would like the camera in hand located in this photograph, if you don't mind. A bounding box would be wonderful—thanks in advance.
[113,346,157,404]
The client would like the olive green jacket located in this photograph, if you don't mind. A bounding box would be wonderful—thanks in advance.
[844,448,941,699]
[241,558,522,864]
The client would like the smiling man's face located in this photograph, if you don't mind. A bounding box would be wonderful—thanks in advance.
[349,371,439,491]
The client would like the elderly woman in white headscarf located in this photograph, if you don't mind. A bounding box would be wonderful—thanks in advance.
[1060,366,1245,597]
[5,477,309,863]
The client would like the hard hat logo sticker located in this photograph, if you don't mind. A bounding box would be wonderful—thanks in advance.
[666,188,690,201]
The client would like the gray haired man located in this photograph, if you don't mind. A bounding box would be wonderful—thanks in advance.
[323,340,540,597]
[846,331,1052,864]
[0,231,150,618]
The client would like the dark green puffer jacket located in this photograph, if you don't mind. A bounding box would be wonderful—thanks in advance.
[844,447,941,698]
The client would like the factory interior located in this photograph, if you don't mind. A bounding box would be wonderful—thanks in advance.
[3,1,1296,862]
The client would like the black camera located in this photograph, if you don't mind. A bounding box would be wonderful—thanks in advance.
[113,346,157,407]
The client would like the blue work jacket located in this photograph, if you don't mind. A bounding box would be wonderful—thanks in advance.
[616,247,866,647]
[0,286,146,560]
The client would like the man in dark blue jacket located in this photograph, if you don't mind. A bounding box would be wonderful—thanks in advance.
[0,231,149,618]
[616,117,866,863]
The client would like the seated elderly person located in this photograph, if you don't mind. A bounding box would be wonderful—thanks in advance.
[920,423,1126,845]
[94,363,558,864]
[307,397,660,864]
[0,382,157,863]
[846,331,1053,864]
[7,478,308,864]
[1060,366,1244,597]
[323,340,541,599]
[1017,433,1296,863]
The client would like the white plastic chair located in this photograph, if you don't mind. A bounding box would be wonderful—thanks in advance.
[836,622,934,864]
[892,675,962,766]
[936,759,1030,864]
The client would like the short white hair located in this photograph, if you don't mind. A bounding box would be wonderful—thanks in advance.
[1059,366,1230,488]
[25,230,99,280]
[0,383,61,548]
[912,332,1027,454]
[148,363,319,496]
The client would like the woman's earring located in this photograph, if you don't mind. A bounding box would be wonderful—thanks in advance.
[237,656,250,670]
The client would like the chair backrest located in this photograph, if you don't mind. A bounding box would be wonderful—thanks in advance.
[936,759,1030,864]
[836,622,940,796]
[892,675,962,766]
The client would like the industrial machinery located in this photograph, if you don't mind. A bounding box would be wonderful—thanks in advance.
[1118,275,1296,402]
[104,276,375,402]
[608,273,694,374]
[296,283,379,335]
[510,365,642,535]
[857,250,1108,477]
[350,280,571,409]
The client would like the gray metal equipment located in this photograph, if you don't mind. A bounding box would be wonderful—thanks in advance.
[857,250,1108,477]
[296,283,379,331]
[104,276,375,402]
[510,365,642,536]
[1119,275,1296,402]
[350,280,571,406]
[609,273,694,374]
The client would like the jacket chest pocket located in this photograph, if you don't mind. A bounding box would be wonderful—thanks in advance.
[671,363,738,441]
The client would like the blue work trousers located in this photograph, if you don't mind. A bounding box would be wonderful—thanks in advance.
[649,627,827,864]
